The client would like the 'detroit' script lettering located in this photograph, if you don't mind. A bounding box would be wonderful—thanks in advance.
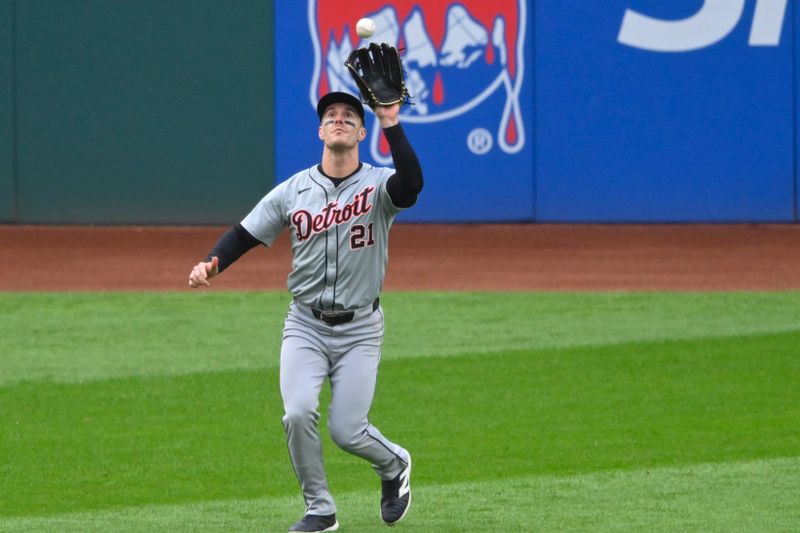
[292,186,375,241]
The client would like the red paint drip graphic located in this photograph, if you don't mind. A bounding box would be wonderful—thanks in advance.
[506,114,517,145]
[379,130,390,156]
[433,71,445,105]
[319,70,330,96]
[485,42,494,65]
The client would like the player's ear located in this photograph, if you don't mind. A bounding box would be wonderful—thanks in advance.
[358,126,367,141]
[318,125,324,140]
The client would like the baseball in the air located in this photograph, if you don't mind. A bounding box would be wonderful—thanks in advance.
[356,18,375,39]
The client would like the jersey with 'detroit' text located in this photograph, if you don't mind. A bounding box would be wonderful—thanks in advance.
[241,164,405,310]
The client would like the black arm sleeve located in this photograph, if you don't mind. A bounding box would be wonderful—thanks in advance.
[384,124,424,208]
[204,223,262,273]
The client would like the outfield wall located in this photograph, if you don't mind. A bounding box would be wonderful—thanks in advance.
[0,0,13,222]
[0,1,796,224]
[1,0,275,225]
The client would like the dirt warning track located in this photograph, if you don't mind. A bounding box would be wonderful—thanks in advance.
[2,224,799,291]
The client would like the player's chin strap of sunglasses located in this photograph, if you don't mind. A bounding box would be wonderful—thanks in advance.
[311,298,380,325]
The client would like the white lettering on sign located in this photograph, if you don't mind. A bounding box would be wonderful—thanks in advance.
[618,0,788,52]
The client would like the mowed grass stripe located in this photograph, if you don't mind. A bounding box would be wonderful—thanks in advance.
[2,331,798,517]
[3,457,798,532]
[1,291,799,385]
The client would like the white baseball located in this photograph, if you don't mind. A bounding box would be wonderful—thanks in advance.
[356,18,375,39]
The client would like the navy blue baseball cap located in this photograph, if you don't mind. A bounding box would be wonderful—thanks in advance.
[317,92,365,122]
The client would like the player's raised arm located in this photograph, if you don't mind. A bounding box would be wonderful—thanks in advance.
[346,43,423,209]
[376,105,423,209]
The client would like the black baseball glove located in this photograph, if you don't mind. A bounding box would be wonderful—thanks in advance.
[345,43,411,107]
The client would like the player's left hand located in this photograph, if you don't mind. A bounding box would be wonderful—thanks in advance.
[345,42,410,126]
[374,103,400,128]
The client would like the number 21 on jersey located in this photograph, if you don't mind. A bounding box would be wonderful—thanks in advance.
[350,223,375,249]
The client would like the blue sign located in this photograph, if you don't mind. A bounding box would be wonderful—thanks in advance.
[535,0,793,222]
[276,1,796,222]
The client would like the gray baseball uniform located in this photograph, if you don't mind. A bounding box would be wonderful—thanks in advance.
[241,163,410,516]
[242,164,398,310]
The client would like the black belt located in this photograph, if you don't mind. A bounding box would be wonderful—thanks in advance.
[311,298,380,325]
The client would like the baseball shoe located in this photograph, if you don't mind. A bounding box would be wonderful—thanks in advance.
[381,453,411,526]
[288,513,338,532]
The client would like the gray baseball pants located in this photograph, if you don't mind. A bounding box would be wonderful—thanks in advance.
[280,300,408,516]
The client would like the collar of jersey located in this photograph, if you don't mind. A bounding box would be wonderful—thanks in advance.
[313,163,364,188]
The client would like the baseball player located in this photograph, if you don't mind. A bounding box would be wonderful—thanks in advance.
[188,88,422,532]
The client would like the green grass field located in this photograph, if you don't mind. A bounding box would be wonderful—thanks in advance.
[1,292,799,532]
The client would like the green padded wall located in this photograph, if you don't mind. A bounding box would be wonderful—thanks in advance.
[15,0,274,224]
[0,0,12,222]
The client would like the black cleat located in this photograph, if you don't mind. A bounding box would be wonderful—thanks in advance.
[381,455,412,525]
[288,513,339,532]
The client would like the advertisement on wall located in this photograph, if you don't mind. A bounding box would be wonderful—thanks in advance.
[536,0,794,222]
[277,0,796,223]
[275,0,535,222]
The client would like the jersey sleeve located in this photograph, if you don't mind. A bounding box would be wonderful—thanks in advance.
[383,124,423,209]
[240,182,289,246]
[377,168,406,216]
